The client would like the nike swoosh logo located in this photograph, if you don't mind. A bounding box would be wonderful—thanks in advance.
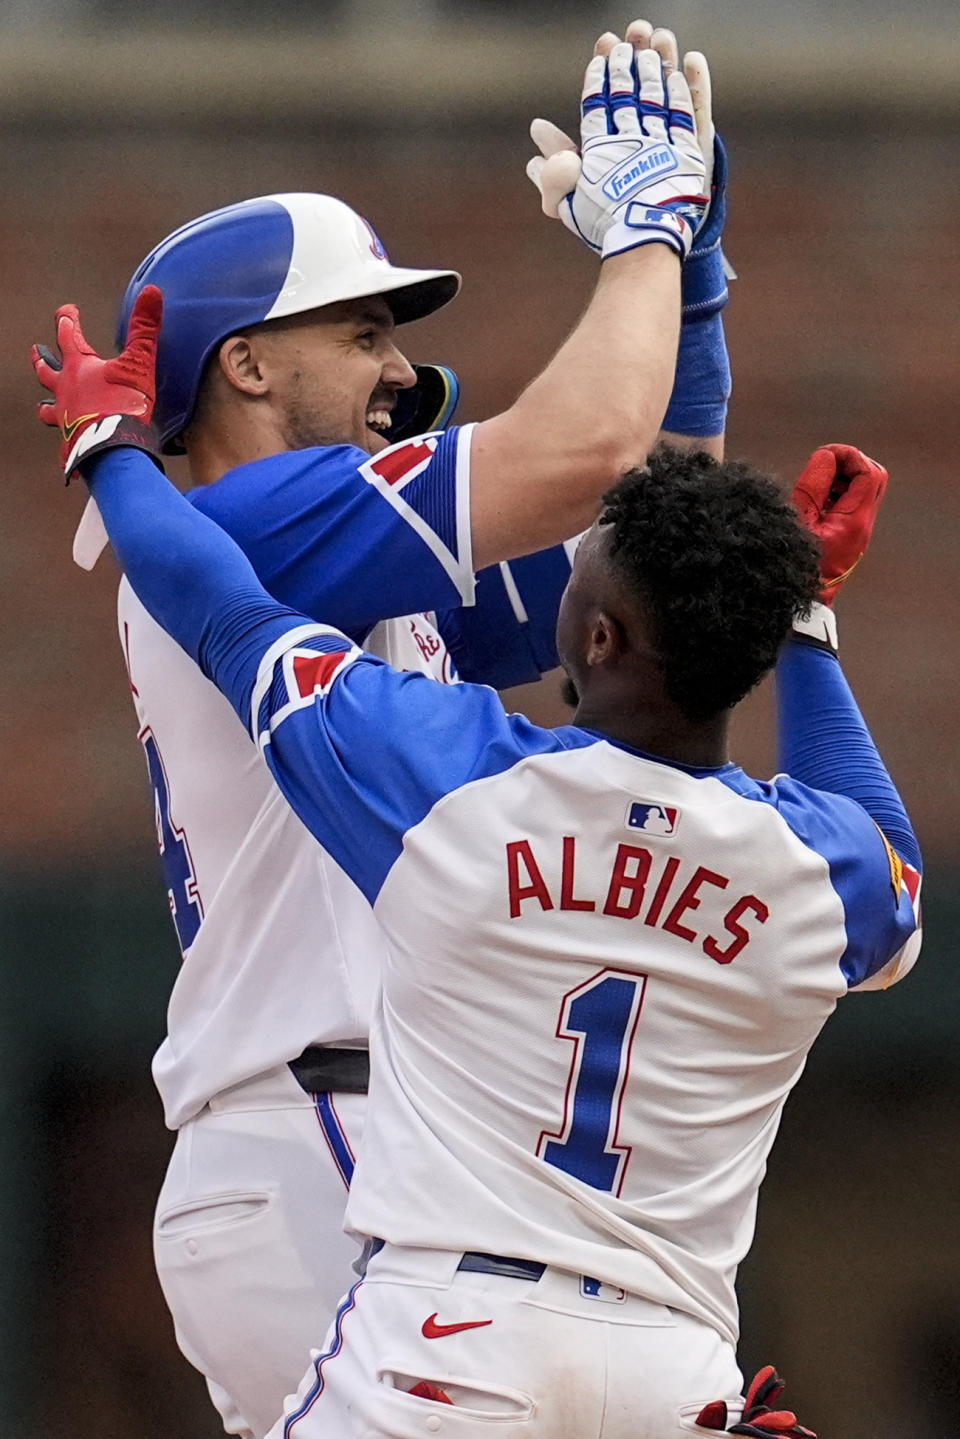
[824,553,863,588]
[61,411,99,442]
[422,1313,493,1339]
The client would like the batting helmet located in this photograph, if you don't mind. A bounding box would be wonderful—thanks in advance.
[117,192,461,453]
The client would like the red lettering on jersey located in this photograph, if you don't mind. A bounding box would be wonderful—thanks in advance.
[369,438,436,487]
[560,836,595,912]
[602,845,652,919]
[410,618,442,662]
[662,867,729,943]
[643,856,681,927]
[506,840,554,918]
[293,651,349,697]
[703,894,770,964]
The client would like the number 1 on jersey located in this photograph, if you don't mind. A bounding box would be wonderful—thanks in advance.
[538,969,647,1195]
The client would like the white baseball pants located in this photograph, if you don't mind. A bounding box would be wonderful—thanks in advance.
[267,1241,745,1438]
[154,1064,365,1438]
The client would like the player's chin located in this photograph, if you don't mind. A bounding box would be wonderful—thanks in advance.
[365,425,392,453]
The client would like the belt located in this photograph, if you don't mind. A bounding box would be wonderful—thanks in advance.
[289,1046,370,1094]
[459,1253,624,1301]
[366,1245,616,1295]
[457,1252,546,1280]
[360,1240,545,1281]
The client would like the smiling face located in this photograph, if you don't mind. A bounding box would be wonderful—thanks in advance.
[215,294,419,455]
[259,295,418,452]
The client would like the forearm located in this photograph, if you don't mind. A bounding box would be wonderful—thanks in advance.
[658,194,731,461]
[470,244,680,568]
[776,639,920,869]
[85,449,308,724]
[658,309,729,460]
[517,245,680,458]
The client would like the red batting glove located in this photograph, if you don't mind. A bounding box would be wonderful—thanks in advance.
[31,285,164,482]
[730,1366,817,1438]
[790,443,888,607]
[408,1382,454,1404]
[695,1365,817,1438]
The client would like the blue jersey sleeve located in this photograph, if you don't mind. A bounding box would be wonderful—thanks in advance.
[85,446,581,904]
[250,636,586,904]
[189,424,476,644]
[771,776,920,989]
[719,763,920,992]
[776,639,921,871]
[88,448,314,725]
[765,639,922,988]
[435,542,575,687]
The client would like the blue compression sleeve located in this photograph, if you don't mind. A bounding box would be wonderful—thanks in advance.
[86,449,311,726]
[437,544,570,687]
[661,311,731,438]
[776,640,921,870]
[662,136,732,439]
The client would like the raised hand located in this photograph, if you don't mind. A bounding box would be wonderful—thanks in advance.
[526,28,708,261]
[32,285,164,480]
[791,443,888,606]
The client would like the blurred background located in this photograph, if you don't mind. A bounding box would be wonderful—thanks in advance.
[2,0,959,1434]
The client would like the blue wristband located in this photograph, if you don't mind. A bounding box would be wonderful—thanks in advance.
[682,236,729,321]
[682,135,731,321]
[662,310,731,437]
[663,135,732,437]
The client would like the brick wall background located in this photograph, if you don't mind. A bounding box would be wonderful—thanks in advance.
[2,107,959,1436]
[5,117,958,862]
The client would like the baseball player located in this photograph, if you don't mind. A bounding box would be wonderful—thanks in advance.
[31,275,921,1433]
[48,26,729,1436]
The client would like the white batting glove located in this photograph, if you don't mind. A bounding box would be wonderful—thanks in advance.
[526,42,707,261]
[646,26,715,195]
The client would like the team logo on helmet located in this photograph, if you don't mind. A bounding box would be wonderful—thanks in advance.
[359,215,389,262]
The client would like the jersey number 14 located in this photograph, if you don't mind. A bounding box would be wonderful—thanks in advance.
[141,730,203,954]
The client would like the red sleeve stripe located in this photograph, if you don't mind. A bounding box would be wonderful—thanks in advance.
[293,650,351,698]
[367,438,437,488]
[902,863,921,906]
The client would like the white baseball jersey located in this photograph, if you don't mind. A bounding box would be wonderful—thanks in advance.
[230,625,922,1348]
[119,424,573,1128]
[120,591,453,1128]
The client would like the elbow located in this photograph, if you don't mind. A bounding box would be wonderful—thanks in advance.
[589,431,652,490]
[588,400,662,483]
[554,432,653,532]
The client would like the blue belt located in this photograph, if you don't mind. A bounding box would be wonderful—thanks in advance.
[457,1253,620,1301]
[362,1242,548,1282]
[456,1251,546,1281]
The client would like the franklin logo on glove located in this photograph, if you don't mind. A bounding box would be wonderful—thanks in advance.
[603,145,679,200]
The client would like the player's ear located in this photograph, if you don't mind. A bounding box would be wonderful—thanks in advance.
[585,609,625,668]
[217,334,270,398]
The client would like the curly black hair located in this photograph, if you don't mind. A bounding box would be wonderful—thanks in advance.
[599,447,822,721]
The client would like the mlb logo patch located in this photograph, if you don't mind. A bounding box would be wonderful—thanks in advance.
[626,801,679,837]
[580,1276,626,1304]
